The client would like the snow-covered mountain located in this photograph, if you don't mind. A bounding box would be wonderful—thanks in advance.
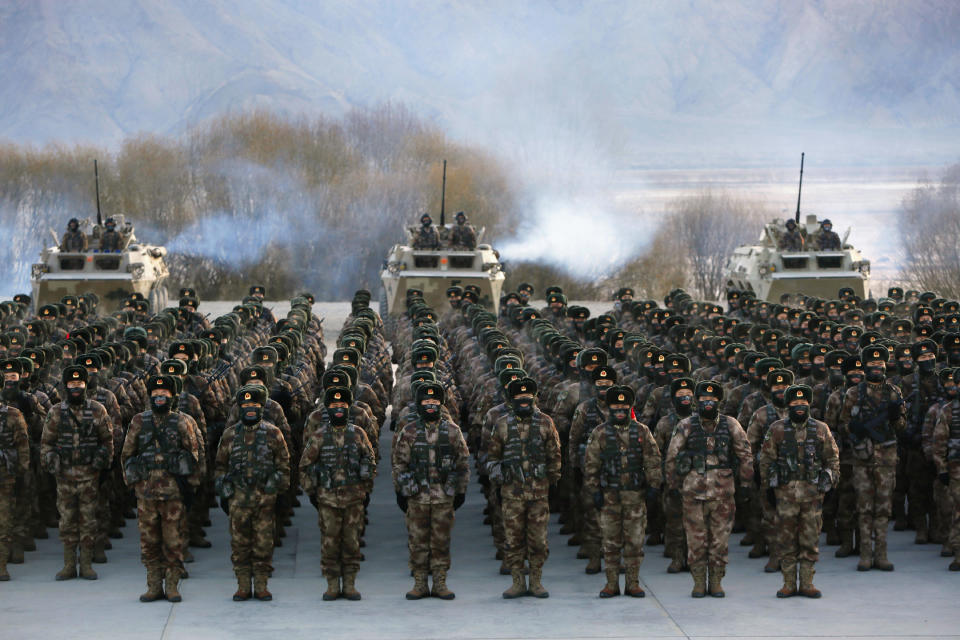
[1,0,958,165]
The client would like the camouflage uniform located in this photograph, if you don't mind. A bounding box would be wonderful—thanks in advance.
[665,412,753,592]
[0,404,30,579]
[486,408,561,593]
[392,416,469,583]
[584,418,662,584]
[932,400,960,567]
[654,411,687,569]
[568,396,608,570]
[758,416,839,594]
[122,408,202,595]
[299,421,375,594]
[215,419,290,590]
[40,399,113,571]
[838,381,905,569]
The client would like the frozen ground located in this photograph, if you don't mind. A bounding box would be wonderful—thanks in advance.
[2,301,957,640]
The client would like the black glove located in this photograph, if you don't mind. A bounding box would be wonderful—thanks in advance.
[479,474,491,489]
[220,498,230,516]
[363,493,371,508]
[940,472,950,486]
[888,402,902,422]
[396,492,408,513]
[766,487,777,508]
[593,490,604,509]
[453,493,466,510]
[646,486,661,503]
[309,494,319,510]
[495,486,502,503]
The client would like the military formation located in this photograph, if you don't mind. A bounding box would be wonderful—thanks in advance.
[2,245,960,606]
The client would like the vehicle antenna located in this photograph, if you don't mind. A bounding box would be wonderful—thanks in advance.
[439,159,447,227]
[94,159,103,226]
[794,152,804,224]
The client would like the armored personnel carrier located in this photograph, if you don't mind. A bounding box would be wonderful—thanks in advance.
[380,222,506,315]
[31,214,171,312]
[723,213,871,302]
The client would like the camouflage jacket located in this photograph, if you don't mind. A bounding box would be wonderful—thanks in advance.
[0,404,30,478]
[121,410,202,500]
[391,418,470,503]
[486,409,562,500]
[746,403,788,454]
[299,423,376,507]
[838,381,905,467]
[932,400,960,474]
[584,419,662,501]
[568,398,607,470]
[758,417,839,502]
[41,400,113,482]
[215,420,290,507]
[664,414,754,500]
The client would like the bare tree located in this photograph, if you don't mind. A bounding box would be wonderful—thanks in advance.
[898,163,960,299]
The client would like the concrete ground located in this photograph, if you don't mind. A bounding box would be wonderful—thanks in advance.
[3,301,958,639]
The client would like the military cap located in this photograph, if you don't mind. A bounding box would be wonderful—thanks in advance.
[239,365,267,385]
[39,304,59,319]
[323,386,352,407]
[842,354,864,373]
[507,377,538,399]
[161,359,188,376]
[755,357,784,377]
[410,370,438,385]
[249,285,266,297]
[861,345,889,364]
[517,282,534,294]
[322,369,351,389]
[767,368,794,388]
[694,380,724,401]
[605,385,635,407]
[1,359,23,375]
[446,286,463,298]
[252,346,279,365]
[666,353,691,373]
[78,353,102,370]
[670,377,695,396]
[785,384,813,404]
[586,365,614,384]
[411,346,438,366]
[146,374,177,394]
[576,348,607,369]
[12,293,31,306]
[62,364,88,386]
[236,384,267,406]
[178,296,199,309]
[911,339,938,359]
[415,381,445,405]
[169,341,195,359]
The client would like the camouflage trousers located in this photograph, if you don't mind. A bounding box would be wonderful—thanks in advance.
[485,485,506,550]
[137,497,185,572]
[852,463,896,545]
[948,465,960,552]
[502,497,549,570]
[13,469,33,542]
[746,484,778,547]
[834,460,858,532]
[905,450,935,531]
[663,490,687,558]
[318,501,364,577]
[893,446,908,523]
[933,478,951,545]
[229,495,277,576]
[683,495,735,568]
[579,484,601,553]
[0,477,14,545]
[56,475,99,547]
[405,500,455,573]
[599,491,647,567]
[776,495,823,565]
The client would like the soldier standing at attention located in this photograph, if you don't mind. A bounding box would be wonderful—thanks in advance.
[0,371,30,581]
[932,369,960,571]
[215,385,290,601]
[584,385,662,598]
[40,365,113,581]
[486,377,562,599]
[758,385,839,598]
[300,387,376,601]
[665,381,754,598]
[122,375,202,602]
[839,346,905,571]
[392,382,470,600]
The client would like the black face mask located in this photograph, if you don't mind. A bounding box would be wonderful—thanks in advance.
[897,360,914,376]
[188,361,199,375]
[698,399,719,421]
[2,380,18,401]
[86,372,99,391]
[918,359,937,375]
[829,370,845,386]
[241,406,263,425]
[771,389,786,408]
[151,396,171,414]
[810,363,826,380]
[421,220,431,228]
[797,362,812,376]
[675,397,693,417]
[846,373,863,387]
[944,385,958,399]
[417,402,440,421]
[865,366,885,383]
[67,387,85,405]
[18,379,30,392]
[788,405,809,424]
[610,408,630,425]
[327,406,348,427]
[949,351,960,365]
[513,399,534,417]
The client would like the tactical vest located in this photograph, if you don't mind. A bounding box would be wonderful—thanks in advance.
[852,382,898,444]
[600,421,646,490]
[56,401,99,466]
[226,422,279,493]
[776,419,822,484]
[676,415,734,476]
[761,404,780,441]
[0,407,16,474]
[576,400,605,468]
[948,400,960,461]
[502,413,548,482]
[906,372,937,438]
[408,419,457,495]
[311,425,371,489]
[136,411,194,476]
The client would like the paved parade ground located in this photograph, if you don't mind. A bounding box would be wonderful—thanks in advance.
[2,302,958,639]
